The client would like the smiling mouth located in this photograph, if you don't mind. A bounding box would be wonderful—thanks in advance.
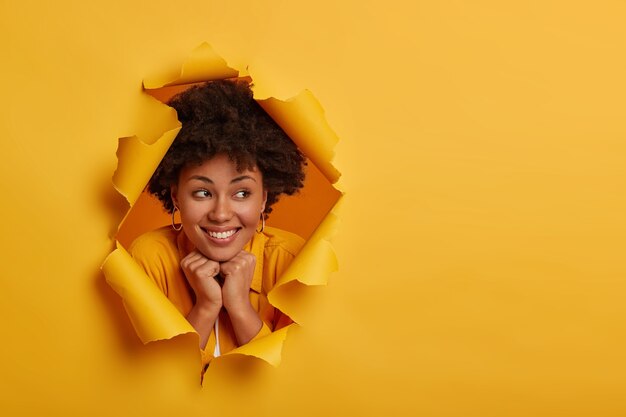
[202,228,240,240]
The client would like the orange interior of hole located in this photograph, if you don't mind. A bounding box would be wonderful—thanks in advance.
[115,81,341,248]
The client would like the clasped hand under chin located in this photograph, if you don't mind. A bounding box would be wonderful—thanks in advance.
[180,249,261,348]
[180,249,256,311]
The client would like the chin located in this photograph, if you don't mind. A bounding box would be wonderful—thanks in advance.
[200,247,241,263]
[210,253,237,263]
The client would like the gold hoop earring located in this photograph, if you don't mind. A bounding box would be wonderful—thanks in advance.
[257,212,265,233]
[171,205,183,231]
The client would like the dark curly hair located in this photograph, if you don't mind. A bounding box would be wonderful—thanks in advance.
[148,79,306,215]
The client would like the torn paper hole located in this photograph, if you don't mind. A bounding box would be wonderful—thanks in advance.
[102,43,342,378]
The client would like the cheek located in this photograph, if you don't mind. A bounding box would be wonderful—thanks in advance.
[178,201,204,222]
[240,201,263,226]
[241,207,261,226]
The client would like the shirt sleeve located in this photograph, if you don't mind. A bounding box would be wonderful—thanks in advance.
[262,230,305,331]
[128,231,179,296]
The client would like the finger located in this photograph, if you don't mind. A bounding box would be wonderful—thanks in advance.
[237,250,256,264]
[180,250,205,269]
[224,250,255,266]
[187,256,214,271]
[195,260,220,278]
[219,261,240,277]
[220,258,254,278]
[181,249,204,262]
[232,250,253,261]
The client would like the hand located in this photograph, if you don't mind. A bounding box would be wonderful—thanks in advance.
[180,250,223,310]
[220,250,256,312]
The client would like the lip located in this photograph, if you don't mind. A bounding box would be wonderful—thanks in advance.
[200,226,241,245]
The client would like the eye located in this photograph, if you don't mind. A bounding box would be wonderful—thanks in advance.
[234,190,250,199]
[192,189,211,198]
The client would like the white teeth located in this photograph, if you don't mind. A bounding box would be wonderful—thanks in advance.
[207,229,236,239]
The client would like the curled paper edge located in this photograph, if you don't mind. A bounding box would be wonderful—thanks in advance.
[258,91,341,185]
[102,242,197,342]
[103,42,342,370]
[221,324,294,367]
[267,197,342,325]
[143,42,239,89]
[274,199,341,287]
[112,128,180,210]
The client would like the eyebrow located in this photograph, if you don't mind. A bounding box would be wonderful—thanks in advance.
[187,175,257,184]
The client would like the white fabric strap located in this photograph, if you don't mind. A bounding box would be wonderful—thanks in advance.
[213,316,221,357]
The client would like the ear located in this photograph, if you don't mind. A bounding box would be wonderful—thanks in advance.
[170,185,179,209]
[261,189,268,213]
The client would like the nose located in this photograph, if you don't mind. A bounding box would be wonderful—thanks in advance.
[208,196,232,223]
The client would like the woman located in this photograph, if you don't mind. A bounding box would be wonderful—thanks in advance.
[129,80,306,365]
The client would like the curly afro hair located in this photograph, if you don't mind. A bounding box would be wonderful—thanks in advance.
[148,79,306,215]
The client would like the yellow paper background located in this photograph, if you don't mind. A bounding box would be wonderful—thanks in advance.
[2,1,626,416]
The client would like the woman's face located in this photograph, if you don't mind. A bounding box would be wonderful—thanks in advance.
[171,154,267,262]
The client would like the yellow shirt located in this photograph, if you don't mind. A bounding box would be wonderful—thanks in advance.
[129,226,303,365]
